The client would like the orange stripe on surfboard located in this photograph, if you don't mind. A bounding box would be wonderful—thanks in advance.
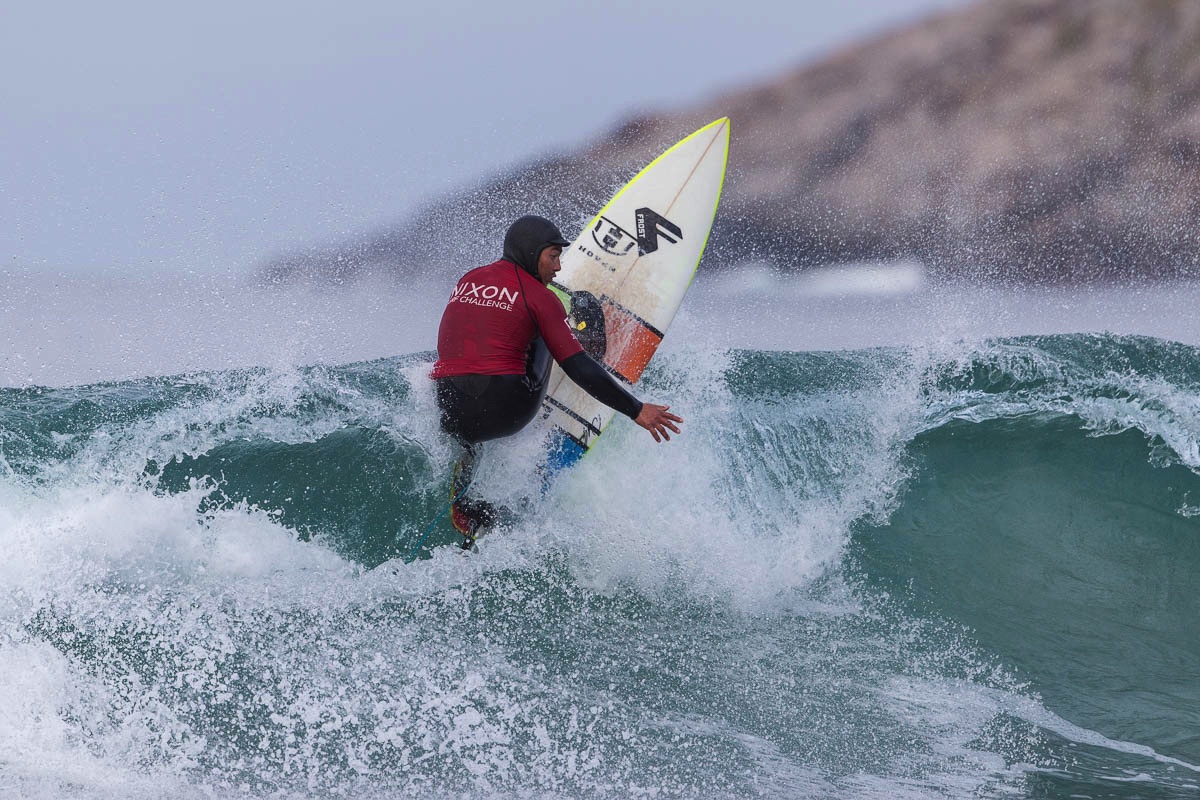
[600,298,663,384]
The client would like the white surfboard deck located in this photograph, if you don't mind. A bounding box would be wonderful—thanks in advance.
[541,117,730,472]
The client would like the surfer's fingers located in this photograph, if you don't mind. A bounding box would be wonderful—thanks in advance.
[653,406,683,424]
[648,405,682,420]
[655,410,681,434]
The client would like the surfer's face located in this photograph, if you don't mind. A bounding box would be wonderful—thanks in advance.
[536,246,562,285]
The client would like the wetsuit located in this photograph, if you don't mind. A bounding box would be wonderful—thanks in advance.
[431,215,644,541]
[431,259,579,443]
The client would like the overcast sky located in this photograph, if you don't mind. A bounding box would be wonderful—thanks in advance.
[2,0,966,275]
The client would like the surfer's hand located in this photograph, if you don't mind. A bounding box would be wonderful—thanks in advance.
[635,403,683,442]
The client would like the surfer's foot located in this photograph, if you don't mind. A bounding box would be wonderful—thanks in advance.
[451,501,481,547]
[451,496,501,548]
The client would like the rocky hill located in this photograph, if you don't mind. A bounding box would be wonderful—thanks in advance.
[263,0,1200,285]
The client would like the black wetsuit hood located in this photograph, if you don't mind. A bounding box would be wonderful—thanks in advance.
[502,215,570,278]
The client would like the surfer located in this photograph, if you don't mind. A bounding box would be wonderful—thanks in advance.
[431,214,683,544]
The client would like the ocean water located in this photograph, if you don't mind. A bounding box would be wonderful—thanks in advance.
[2,268,1200,798]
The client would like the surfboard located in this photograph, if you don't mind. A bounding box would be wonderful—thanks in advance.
[540,117,730,474]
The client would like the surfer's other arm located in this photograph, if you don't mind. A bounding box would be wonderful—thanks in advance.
[559,352,683,442]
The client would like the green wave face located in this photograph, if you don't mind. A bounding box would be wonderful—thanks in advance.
[3,334,1200,798]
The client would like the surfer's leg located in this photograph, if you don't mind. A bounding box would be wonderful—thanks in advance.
[436,369,547,545]
[448,443,496,546]
[450,445,475,499]
[436,379,487,544]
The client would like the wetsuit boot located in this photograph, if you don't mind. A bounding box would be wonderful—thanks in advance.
[448,451,501,548]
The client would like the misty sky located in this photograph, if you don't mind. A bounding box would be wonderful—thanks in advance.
[2,0,965,275]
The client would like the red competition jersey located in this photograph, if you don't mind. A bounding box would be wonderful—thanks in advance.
[431,259,584,378]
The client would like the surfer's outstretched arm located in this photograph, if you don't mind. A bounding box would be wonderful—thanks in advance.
[559,352,683,442]
[560,352,641,418]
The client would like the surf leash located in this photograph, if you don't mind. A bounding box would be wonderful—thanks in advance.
[403,476,473,564]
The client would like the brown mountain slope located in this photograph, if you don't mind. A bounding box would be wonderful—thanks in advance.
[264,0,1200,284]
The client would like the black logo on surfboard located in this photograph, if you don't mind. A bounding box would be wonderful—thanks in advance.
[591,209,683,258]
[592,216,638,256]
[634,208,681,256]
